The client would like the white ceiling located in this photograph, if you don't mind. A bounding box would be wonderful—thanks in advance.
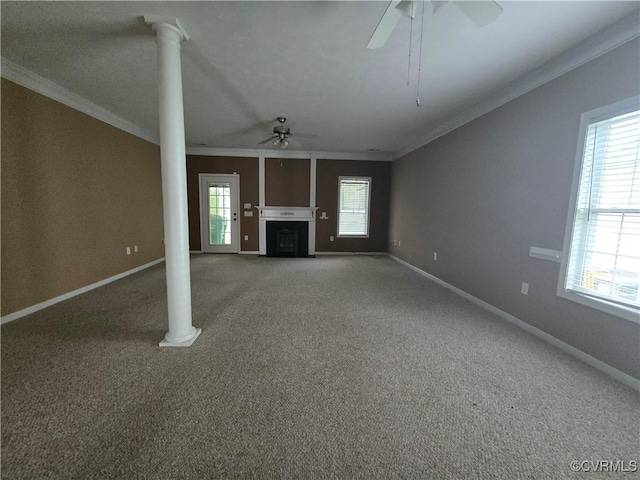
[1,1,638,158]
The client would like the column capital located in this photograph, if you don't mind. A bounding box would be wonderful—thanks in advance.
[143,15,190,42]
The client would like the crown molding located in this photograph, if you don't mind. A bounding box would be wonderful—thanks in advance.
[186,146,392,161]
[1,57,160,145]
[393,12,640,160]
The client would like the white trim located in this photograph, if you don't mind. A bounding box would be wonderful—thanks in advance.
[337,176,372,238]
[187,146,392,162]
[310,151,392,162]
[0,57,159,145]
[143,15,190,42]
[159,327,201,347]
[199,173,241,254]
[258,155,266,255]
[388,254,640,392]
[393,14,640,159]
[0,258,165,325]
[557,96,640,325]
[310,156,317,208]
[239,251,260,255]
[315,251,387,256]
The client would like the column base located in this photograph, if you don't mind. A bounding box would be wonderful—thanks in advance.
[159,327,202,347]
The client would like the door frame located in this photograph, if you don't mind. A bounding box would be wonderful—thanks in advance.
[199,173,240,253]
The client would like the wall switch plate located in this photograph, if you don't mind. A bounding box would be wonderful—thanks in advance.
[398,240,402,247]
[134,245,138,253]
[244,235,249,241]
[330,236,334,242]
[126,247,131,255]
[433,252,438,261]
[521,282,529,295]
[244,203,252,209]
[244,211,254,217]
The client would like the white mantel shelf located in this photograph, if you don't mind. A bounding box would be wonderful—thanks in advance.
[258,206,319,221]
[258,206,319,255]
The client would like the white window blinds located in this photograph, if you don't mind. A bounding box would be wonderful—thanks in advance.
[565,108,640,310]
[338,177,371,236]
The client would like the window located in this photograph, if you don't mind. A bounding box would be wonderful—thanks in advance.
[338,177,371,237]
[559,97,640,322]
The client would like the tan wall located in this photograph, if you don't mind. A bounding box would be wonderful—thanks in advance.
[186,156,259,251]
[265,158,310,207]
[316,159,391,252]
[1,79,164,316]
[388,40,640,379]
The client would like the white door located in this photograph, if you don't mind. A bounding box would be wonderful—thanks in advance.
[200,174,240,253]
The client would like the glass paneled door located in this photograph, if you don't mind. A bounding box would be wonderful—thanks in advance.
[199,174,240,253]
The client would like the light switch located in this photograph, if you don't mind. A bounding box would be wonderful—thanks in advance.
[244,203,252,209]
[244,211,254,217]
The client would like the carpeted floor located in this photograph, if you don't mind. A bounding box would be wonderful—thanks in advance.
[1,255,638,479]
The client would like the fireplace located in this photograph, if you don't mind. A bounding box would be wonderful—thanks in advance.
[266,221,309,257]
[258,206,318,256]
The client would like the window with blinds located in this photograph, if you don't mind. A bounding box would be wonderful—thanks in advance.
[562,100,640,317]
[338,177,371,237]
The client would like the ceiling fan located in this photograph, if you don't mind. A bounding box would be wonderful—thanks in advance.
[258,117,319,150]
[367,0,503,50]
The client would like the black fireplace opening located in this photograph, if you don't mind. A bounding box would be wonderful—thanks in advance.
[266,221,309,257]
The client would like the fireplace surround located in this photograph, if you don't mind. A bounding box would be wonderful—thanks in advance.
[258,206,318,257]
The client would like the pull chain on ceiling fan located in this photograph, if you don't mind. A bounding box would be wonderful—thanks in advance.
[368,0,503,107]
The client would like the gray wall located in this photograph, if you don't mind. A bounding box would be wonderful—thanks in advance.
[388,39,640,379]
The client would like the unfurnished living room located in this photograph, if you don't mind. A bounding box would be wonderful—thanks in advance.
[1,1,639,478]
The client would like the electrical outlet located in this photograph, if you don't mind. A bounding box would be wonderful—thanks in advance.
[244,235,249,241]
[330,236,334,242]
[433,252,438,261]
[521,282,529,295]
[126,246,131,255]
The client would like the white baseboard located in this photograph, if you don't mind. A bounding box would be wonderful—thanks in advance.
[1,258,165,325]
[239,251,259,255]
[315,251,387,256]
[388,255,640,392]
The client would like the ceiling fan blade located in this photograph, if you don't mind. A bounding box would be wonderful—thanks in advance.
[452,1,503,27]
[288,138,304,149]
[292,132,319,140]
[431,0,448,14]
[366,1,403,50]
[258,136,276,145]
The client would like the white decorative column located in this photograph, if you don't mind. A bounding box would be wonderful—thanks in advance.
[145,16,201,347]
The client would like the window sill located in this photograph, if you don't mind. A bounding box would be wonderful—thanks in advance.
[557,289,640,324]
[337,235,370,239]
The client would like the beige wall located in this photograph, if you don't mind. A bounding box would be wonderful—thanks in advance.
[1,79,164,316]
[388,40,640,379]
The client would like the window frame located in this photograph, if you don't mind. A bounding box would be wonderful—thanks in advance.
[557,96,640,324]
[337,176,372,238]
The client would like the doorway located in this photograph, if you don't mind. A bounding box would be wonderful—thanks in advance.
[199,174,240,253]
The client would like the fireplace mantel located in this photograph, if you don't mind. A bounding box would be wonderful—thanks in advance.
[257,206,319,221]
[258,206,318,255]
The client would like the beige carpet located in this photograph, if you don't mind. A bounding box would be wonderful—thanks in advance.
[1,255,638,479]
